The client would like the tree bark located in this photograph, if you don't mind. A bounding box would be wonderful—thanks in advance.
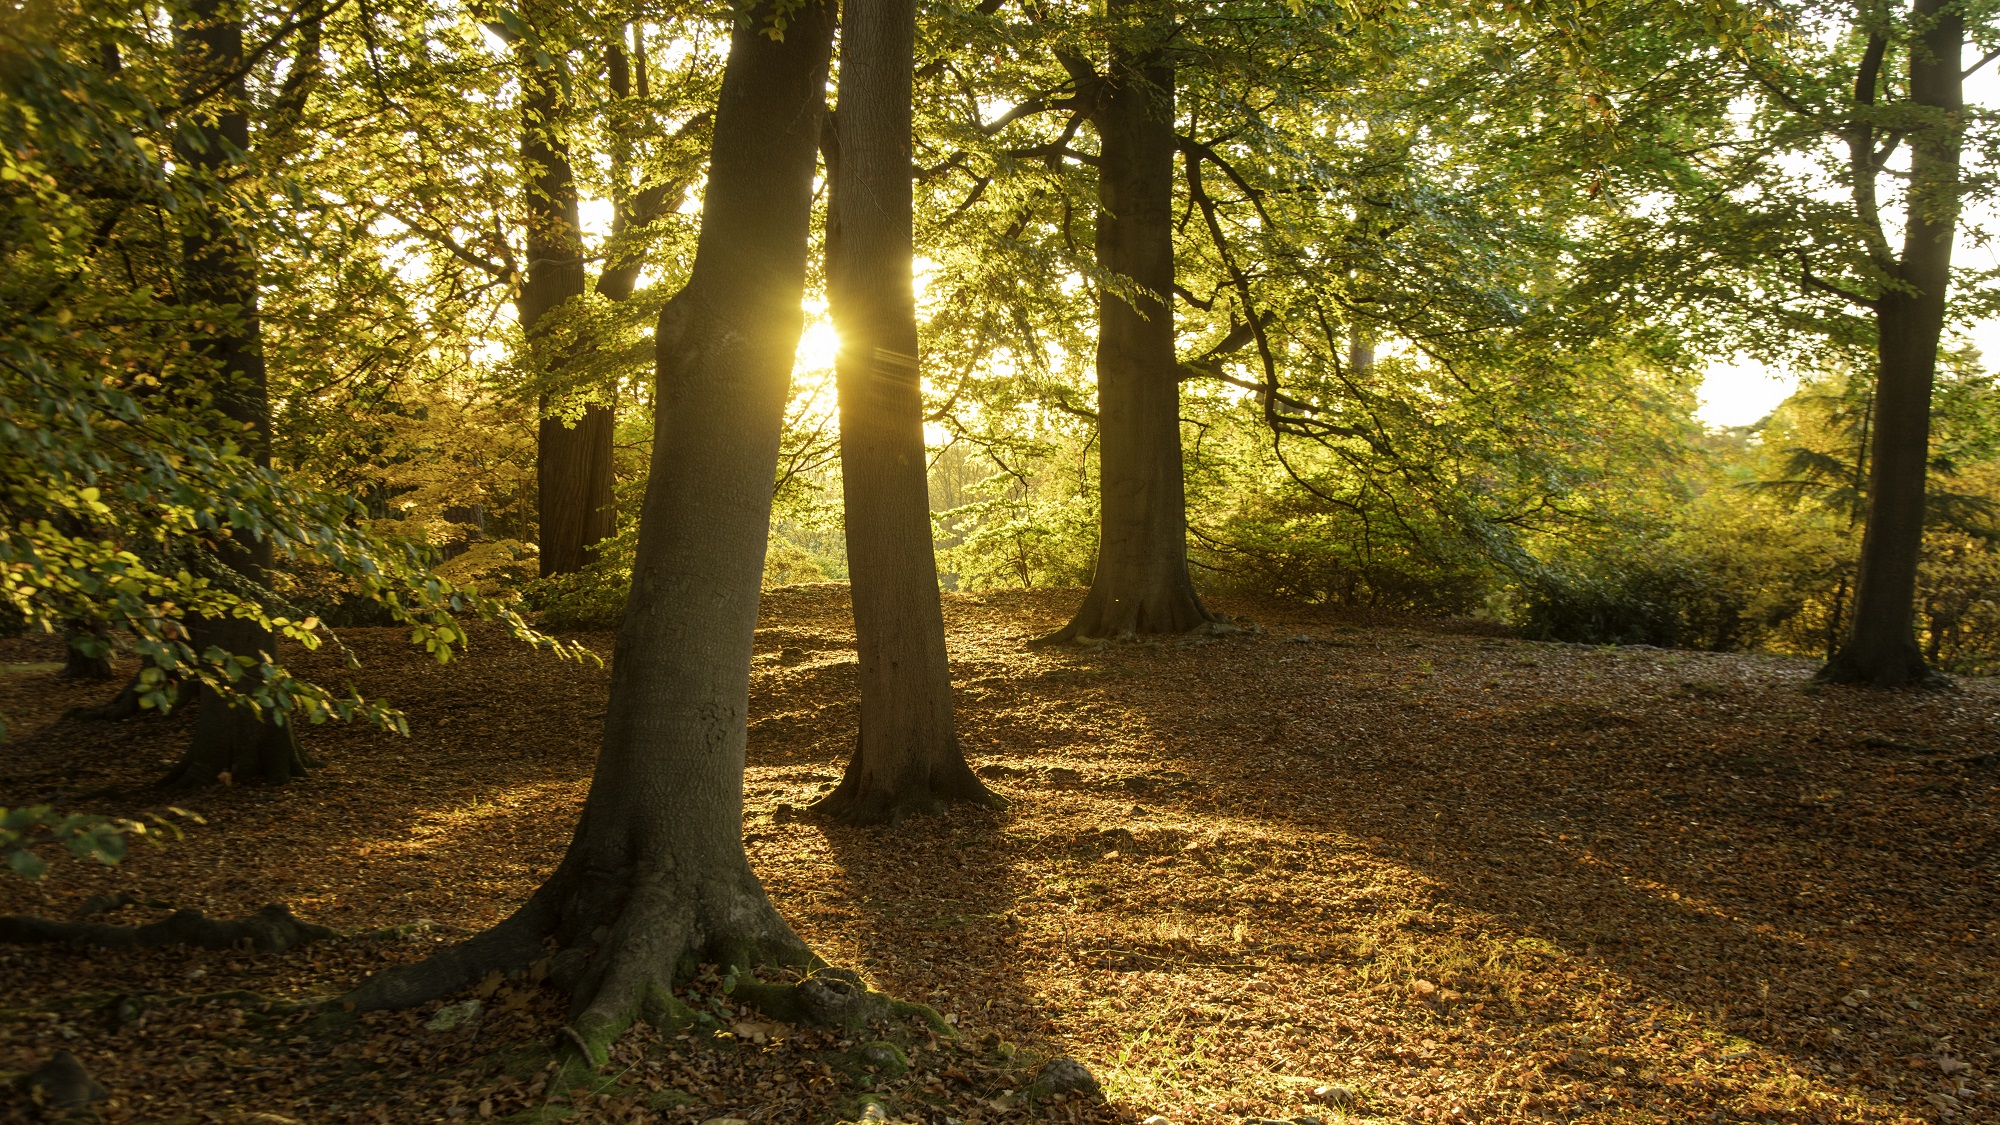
[815,0,998,823]
[1047,1,1220,643]
[162,0,308,788]
[343,0,840,1063]
[1822,0,1961,687]
[521,38,616,577]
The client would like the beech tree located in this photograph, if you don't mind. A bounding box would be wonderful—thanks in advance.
[161,0,311,786]
[1610,0,2000,684]
[344,0,843,1059]
[1817,0,1966,686]
[516,22,617,579]
[1043,0,1225,642]
[817,0,999,821]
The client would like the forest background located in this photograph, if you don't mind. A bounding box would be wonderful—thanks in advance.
[9,0,2000,692]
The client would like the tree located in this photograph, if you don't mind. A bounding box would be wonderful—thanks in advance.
[1044,0,1224,642]
[2,0,569,777]
[161,0,312,787]
[343,0,841,1061]
[514,11,615,578]
[1819,0,1964,686]
[814,0,999,822]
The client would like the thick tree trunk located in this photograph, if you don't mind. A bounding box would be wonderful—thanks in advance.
[1048,5,1219,643]
[162,0,307,788]
[344,1,839,1062]
[815,0,997,824]
[1822,0,1961,688]
[521,45,615,577]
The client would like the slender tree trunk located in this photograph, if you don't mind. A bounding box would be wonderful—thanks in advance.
[1823,0,1961,687]
[344,0,839,1061]
[814,0,997,824]
[521,41,615,577]
[1048,1,1219,643]
[162,0,307,788]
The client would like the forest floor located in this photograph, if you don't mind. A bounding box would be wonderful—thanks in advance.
[0,586,1995,1125]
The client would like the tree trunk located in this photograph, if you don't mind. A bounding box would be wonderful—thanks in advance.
[343,0,840,1062]
[1822,0,1961,687]
[60,632,114,680]
[521,41,616,577]
[1047,3,1219,643]
[162,0,307,788]
[815,0,997,824]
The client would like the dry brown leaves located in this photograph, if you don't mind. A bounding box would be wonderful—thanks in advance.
[0,586,1994,1125]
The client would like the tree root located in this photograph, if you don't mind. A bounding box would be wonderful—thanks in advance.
[0,903,335,953]
[342,859,950,1069]
[14,1050,109,1112]
[735,973,954,1037]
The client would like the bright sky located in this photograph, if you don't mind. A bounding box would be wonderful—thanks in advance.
[1695,50,2000,427]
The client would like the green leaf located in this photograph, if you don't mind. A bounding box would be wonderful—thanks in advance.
[7,849,47,880]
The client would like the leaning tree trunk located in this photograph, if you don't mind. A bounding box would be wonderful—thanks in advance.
[344,0,839,1061]
[162,0,307,788]
[814,0,997,824]
[1047,3,1219,643]
[521,39,616,577]
[1822,0,1961,688]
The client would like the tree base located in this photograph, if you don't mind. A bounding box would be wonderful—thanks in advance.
[811,743,1004,826]
[1036,577,1233,645]
[344,855,827,1065]
[61,650,114,681]
[160,695,312,789]
[1817,640,1950,689]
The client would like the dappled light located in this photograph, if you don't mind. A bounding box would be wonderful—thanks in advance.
[4,590,1992,1120]
[7,0,2000,1119]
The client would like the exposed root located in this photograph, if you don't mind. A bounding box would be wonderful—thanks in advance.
[66,670,191,723]
[343,895,559,1013]
[340,864,946,1069]
[0,903,334,953]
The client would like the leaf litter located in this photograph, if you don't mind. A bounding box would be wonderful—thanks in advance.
[0,586,1994,1123]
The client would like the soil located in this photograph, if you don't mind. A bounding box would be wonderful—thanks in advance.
[0,586,1995,1124]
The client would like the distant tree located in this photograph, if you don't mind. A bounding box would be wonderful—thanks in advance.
[1,0,566,771]
[1814,0,1968,686]
[1604,0,2000,684]
[514,9,617,579]
[160,0,313,786]
[1043,0,1224,642]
